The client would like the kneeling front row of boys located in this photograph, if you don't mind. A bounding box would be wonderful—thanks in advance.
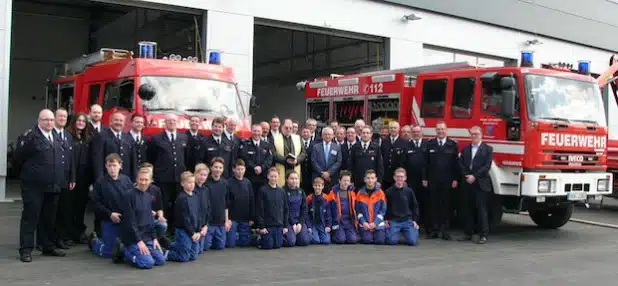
[88,153,420,270]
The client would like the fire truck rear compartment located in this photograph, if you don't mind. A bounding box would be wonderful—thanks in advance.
[252,22,386,125]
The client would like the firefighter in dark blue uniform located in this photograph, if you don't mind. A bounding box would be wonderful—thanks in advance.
[381,122,407,190]
[51,109,76,249]
[423,122,460,240]
[129,113,148,166]
[91,112,137,181]
[349,126,384,189]
[148,114,188,234]
[203,117,234,178]
[405,124,428,234]
[185,116,207,172]
[240,124,273,193]
[18,109,67,262]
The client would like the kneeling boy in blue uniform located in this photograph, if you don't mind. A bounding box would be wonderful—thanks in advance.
[355,169,387,244]
[306,177,332,244]
[166,171,202,262]
[89,153,134,258]
[226,159,254,247]
[327,170,358,244]
[255,167,289,249]
[385,168,420,246]
[193,163,210,254]
[118,167,166,269]
[139,163,168,241]
[204,157,230,251]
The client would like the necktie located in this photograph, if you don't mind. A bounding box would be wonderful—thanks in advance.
[363,143,367,151]
[47,134,53,143]
[59,131,63,141]
[324,143,330,162]
[170,133,175,142]
[136,135,140,143]
[416,141,420,148]
[96,126,99,133]
[305,141,309,149]
[116,133,121,140]
[216,138,220,145]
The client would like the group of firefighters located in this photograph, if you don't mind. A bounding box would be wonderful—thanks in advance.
[16,104,494,268]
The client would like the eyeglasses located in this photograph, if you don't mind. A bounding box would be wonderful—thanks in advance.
[470,133,482,136]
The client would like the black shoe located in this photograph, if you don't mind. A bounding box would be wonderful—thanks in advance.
[158,236,172,250]
[56,240,70,250]
[111,238,124,264]
[20,252,32,263]
[88,232,98,250]
[441,233,452,241]
[426,232,439,239]
[477,236,487,244]
[78,233,89,244]
[35,245,42,252]
[42,248,66,257]
[457,235,472,242]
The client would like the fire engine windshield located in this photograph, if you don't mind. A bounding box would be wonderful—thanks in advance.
[139,76,244,119]
[524,74,607,127]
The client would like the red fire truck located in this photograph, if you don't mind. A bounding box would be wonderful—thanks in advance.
[301,52,612,229]
[597,55,618,197]
[46,41,255,137]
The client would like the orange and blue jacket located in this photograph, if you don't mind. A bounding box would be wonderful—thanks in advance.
[306,193,332,228]
[354,185,387,231]
[327,184,357,227]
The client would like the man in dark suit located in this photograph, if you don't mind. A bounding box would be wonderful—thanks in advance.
[405,124,428,234]
[381,121,407,190]
[240,124,273,192]
[305,118,322,144]
[224,117,243,174]
[91,112,137,181]
[129,113,148,166]
[341,127,358,171]
[203,117,234,178]
[458,126,493,244]
[148,114,188,233]
[311,127,342,192]
[17,109,67,262]
[423,121,459,240]
[185,116,207,172]
[349,126,384,189]
[51,108,76,249]
[88,104,109,134]
[300,126,315,193]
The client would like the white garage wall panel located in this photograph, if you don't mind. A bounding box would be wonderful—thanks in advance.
[0,0,10,200]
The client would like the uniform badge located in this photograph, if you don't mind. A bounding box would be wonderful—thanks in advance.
[225,145,232,152]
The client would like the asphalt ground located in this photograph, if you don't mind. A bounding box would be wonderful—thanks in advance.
[1,199,618,286]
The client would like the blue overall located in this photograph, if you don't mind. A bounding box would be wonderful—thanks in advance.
[332,191,358,244]
[283,189,311,247]
[91,221,118,258]
[203,225,226,251]
[307,194,331,245]
[257,227,284,249]
[167,228,200,262]
[226,221,252,248]
[387,220,419,246]
[123,241,166,269]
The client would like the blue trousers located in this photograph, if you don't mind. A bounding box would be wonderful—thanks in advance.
[358,227,386,244]
[167,229,199,262]
[226,221,252,248]
[283,224,311,247]
[257,227,283,250]
[123,241,166,269]
[310,225,331,245]
[387,220,419,246]
[203,225,226,251]
[92,221,118,258]
[154,220,168,238]
[332,221,358,244]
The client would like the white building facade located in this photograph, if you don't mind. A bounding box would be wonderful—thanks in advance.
[0,0,615,201]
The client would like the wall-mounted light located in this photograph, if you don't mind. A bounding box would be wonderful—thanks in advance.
[525,39,543,46]
[402,13,422,21]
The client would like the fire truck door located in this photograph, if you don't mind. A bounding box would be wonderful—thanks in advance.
[480,73,520,141]
[447,77,475,131]
[367,94,400,131]
[333,96,365,128]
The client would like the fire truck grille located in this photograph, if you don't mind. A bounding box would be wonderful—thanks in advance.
[564,183,590,192]
[543,150,600,167]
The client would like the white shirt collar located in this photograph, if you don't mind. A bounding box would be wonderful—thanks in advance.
[90,121,100,128]
[39,127,53,139]
[54,127,63,134]
[253,138,260,145]
[224,130,234,139]
[165,130,176,138]
[130,130,141,139]
[391,136,398,142]
[213,134,221,140]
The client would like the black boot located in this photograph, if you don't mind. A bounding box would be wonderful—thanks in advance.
[111,238,124,264]
[88,232,98,251]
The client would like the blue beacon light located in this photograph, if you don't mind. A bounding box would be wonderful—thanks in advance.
[208,50,221,65]
[520,50,534,67]
[578,60,590,75]
[138,41,157,59]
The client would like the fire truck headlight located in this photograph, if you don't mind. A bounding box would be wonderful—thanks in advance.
[538,179,556,193]
[597,179,609,192]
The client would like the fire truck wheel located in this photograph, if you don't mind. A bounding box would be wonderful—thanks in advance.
[529,204,574,229]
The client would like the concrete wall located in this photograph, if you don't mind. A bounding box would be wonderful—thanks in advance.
[0,0,11,199]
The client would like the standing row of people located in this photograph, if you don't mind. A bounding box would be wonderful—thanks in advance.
[16,105,494,264]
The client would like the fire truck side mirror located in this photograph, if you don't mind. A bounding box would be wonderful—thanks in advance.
[502,90,516,118]
[137,83,156,101]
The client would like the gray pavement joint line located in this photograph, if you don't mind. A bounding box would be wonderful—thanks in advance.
[518,212,618,229]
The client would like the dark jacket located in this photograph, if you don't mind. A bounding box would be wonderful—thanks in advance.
[91,129,137,181]
[149,131,188,183]
[255,184,289,228]
[17,127,65,192]
[239,138,273,184]
[459,143,493,192]
[120,187,156,245]
[90,173,133,221]
[228,177,254,222]
[424,138,460,184]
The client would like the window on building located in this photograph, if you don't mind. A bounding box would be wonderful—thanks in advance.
[422,49,455,65]
[102,79,135,110]
[421,79,448,117]
[452,78,475,118]
[89,84,101,106]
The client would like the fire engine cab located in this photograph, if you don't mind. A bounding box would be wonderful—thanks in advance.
[301,51,613,229]
[46,41,255,137]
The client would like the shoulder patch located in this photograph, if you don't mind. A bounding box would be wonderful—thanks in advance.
[23,129,32,136]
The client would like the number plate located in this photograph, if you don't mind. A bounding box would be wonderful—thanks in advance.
[567,192,587,201]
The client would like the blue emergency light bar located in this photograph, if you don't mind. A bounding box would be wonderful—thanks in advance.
[520,50,534,67]
[208,50,221,65]
[138,41,157,59]
[578,60,590,74]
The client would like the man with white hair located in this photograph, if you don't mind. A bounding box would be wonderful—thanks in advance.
[381,121,407,190]
[354,119,365,142]
[311,127,342,191]
[149,113,188,234]
[272,119,307,186]
[305,118,321,143]
[18,109,67,262]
